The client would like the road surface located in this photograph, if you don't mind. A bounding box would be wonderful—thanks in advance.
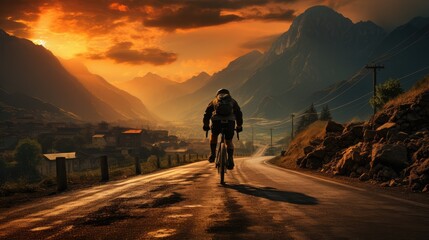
[1,154,429,239]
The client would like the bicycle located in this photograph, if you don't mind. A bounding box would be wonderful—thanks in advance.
[206,123,239,185]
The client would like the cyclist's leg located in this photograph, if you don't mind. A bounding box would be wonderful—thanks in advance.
[209,121,221,162]
[225,121,235,169]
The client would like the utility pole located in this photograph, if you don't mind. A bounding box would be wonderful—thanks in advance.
[291,113,295,140]
[365,64,384,116]
[270,128,273,148]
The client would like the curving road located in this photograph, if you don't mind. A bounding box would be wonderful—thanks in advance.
[1,154,429,239]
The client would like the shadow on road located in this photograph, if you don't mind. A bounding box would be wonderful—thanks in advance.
[223,184,319,205]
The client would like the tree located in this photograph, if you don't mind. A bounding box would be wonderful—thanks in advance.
[319,105,332,121]
[14,138,42,178]
[296,103,318,134]
[370,78,404,110]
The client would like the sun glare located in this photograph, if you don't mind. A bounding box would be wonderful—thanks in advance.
[33,39,47,47]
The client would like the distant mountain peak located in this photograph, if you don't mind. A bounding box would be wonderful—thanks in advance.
[144,72,160,78]
[295,5,352,28]
[302,5,339,16]
[196,71,210,78]
[404,16,429,29]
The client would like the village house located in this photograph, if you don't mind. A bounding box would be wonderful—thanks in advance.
[119,129,143,148]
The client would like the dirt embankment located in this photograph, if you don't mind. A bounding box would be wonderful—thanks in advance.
[277,77,429,192]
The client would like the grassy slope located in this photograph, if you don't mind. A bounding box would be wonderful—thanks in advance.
[271,121,328,169]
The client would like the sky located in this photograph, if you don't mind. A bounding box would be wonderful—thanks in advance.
[1,0,429,83]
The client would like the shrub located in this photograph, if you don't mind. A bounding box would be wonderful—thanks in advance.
[370,78,404,110]
[14,138,42,181]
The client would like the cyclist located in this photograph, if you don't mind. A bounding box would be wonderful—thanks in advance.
[203,88,243,169]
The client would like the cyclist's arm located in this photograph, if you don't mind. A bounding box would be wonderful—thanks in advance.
[203,101,214,127]
[233,100,243,126]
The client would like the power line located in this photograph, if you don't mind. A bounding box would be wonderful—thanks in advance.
[370,27,425,63]
[250,27,429,131]
[398,65,429,81]
[314,71,369,107]
[374,28,429,63]
[329,92,373,112]
[312,26,429,108]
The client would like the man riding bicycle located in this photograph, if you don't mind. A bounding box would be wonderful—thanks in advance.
[203,88,243,170]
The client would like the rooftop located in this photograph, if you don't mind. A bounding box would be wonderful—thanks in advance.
[43,152,76,161]
[122,129,142,134]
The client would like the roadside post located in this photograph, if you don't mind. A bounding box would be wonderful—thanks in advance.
[135,156,141,175]
[100,155,109,182]
[56,157,67,192]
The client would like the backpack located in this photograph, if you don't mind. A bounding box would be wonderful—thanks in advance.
[214,94,234,116]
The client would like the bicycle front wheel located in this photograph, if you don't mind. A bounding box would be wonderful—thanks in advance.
[220,143,227,185]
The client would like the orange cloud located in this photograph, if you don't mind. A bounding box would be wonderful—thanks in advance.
[109,3,129,12]
[84,41,178,65]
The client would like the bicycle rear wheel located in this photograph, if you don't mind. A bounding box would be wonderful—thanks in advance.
[220,143,227,184]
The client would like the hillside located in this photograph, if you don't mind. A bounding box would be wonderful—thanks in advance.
[0,88,78,122]
[276,76,429,192]
[0,29,127,122]
[60,59,157,122]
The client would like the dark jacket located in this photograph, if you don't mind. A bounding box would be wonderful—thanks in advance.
[203,95,243,126]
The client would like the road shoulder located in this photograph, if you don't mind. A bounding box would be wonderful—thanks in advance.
[267,156,429,206]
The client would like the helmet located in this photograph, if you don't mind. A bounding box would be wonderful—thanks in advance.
[216,88,230,95]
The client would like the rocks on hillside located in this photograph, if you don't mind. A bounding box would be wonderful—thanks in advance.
[292,87,429,192]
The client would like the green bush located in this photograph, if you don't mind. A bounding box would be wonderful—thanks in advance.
[14,138,42,181]
[370,78,404,110]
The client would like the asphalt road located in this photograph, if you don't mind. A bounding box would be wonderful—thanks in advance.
[1,153,429,240]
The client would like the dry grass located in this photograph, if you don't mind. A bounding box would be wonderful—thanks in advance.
[274,121,328,169]
[385,76,429,108]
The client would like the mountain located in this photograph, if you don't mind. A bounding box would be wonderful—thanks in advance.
[116,71,211,112]
[235,6,387,119]
[370,16,429,89]
[0,29,127,122]
[156,50,264,120]
[0,88,78,122]
[180,72,211,93]
[306,16,429,121]
[115,72,183,110]
[148,6,429,125]
[60,59,157,122]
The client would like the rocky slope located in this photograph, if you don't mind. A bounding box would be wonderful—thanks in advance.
[281,77,429,192]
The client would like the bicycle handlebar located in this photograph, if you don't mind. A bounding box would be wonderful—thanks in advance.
[204,129,240,140]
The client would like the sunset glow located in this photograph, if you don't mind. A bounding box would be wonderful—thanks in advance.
[2,0,429,82]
